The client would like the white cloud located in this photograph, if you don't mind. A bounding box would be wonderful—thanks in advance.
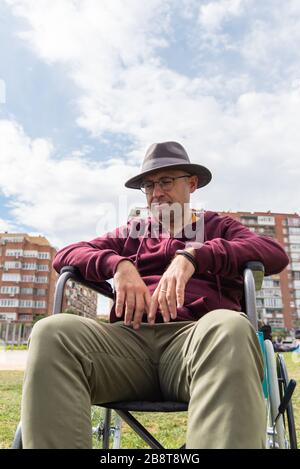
[195,0,300,89]
[1,0,300,248]
[239,2,300,76]
[5,0,169,68]
[0,218,14,232]
[0,119,146,247]
[5,0,175,150]
[199,0,246,32]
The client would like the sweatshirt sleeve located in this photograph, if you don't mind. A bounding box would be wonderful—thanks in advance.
[52,225,132,282]
[195,215,289,278]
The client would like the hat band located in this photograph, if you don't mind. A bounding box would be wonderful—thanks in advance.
[142,156,191,173]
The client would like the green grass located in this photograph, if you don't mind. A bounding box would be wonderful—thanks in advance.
[1,353,299,449]
[0,345,28,351]
[282,352,300,441]
[0,371,24,449]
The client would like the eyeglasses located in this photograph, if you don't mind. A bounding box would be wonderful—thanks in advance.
[140,175,192,194]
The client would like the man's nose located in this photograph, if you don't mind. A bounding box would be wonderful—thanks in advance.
[152,182,165,197]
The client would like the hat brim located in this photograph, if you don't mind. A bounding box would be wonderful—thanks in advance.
[125,163,212,189]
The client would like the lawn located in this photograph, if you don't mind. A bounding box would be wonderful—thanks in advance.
[1,352,299,449]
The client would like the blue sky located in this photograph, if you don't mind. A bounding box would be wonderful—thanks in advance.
[1,0,300,253]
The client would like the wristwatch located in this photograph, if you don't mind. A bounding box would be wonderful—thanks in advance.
[175,249,198,273]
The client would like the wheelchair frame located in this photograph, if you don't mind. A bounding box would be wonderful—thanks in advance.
[12,261,298,449]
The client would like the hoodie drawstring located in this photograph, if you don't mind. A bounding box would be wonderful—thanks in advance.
[134,219,149,270]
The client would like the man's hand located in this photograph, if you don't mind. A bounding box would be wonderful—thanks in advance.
[148,249,196,324]
[114,260,151,330]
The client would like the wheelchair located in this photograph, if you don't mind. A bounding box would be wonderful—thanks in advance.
[12,261,298,449]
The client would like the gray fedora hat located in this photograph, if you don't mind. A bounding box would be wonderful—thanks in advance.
[125,141,212,190]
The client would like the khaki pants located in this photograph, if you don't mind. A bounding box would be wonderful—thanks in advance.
[21,309,266,449]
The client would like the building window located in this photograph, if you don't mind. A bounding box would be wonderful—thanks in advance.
[268,319,284,328]
[36,276,48,283]
[23,250,38,258]
[263,279,280,288]
[287,218,300,227]
[0,313,17,320]
[0,286,20,294]
[292,262,300,271]
[264,298,283,308]
[2,273,21,282]
[291,253,300,261]
[21,275,35,283]
[22,263,37,270]
[241,217,257,225]
[0,299,19,307]
[19,300,34,308]
[37,264,49,271]
[257,216,275,225]
[20,288,34,295]
[18,314,32,321]
[1,237,24,243]
[38,252,50,260]
[35,301,46,308]
[4,261,22,269]
[5,249,23,257]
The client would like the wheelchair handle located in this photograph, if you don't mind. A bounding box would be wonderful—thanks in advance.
[274,379,297,425]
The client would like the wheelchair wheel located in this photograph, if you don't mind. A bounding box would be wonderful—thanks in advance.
[264,340,286,449]
[277,354,298,449]
[11,422,22,449]
[264,340,298,449]
[91,405,122,449]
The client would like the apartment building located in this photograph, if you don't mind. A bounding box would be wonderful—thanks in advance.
[220,211,300,331]
[0,232,97,322]
[63,280,98,319]
[0,233,57,322]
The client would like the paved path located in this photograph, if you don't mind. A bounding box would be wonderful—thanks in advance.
[0,350,28,371]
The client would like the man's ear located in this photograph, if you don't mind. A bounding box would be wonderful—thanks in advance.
[190,175,198,193]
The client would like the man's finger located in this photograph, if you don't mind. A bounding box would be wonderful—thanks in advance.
[148,292,158,324]
[176,279,185,308]
[132,293,145,330]
[124,290,135,326]
[115,289,125,317]
[158,284,170,323]
[144,290,152,314]
[166,278,177,320]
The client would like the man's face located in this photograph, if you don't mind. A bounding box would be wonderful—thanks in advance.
[142,169,198,223]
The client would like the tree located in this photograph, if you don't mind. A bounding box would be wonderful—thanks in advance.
[62,308,78,315]
[32,314,45,325]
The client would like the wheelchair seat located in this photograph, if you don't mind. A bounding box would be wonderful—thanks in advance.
[101,401,188,412]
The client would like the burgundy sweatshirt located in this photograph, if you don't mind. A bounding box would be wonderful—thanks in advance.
[52,211,289,323]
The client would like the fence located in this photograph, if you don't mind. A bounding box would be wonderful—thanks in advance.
[0,321,32,348]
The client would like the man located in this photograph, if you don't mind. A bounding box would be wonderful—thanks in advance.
[21,141,289,448]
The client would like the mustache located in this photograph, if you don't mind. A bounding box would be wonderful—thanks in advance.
[150,199,172,205]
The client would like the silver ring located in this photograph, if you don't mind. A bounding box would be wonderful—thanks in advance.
[160,289,167,293]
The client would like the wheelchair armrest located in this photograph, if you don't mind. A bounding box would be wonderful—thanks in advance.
[52,265,114,315]
[243,261,264,331]
[59,266,114,297]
